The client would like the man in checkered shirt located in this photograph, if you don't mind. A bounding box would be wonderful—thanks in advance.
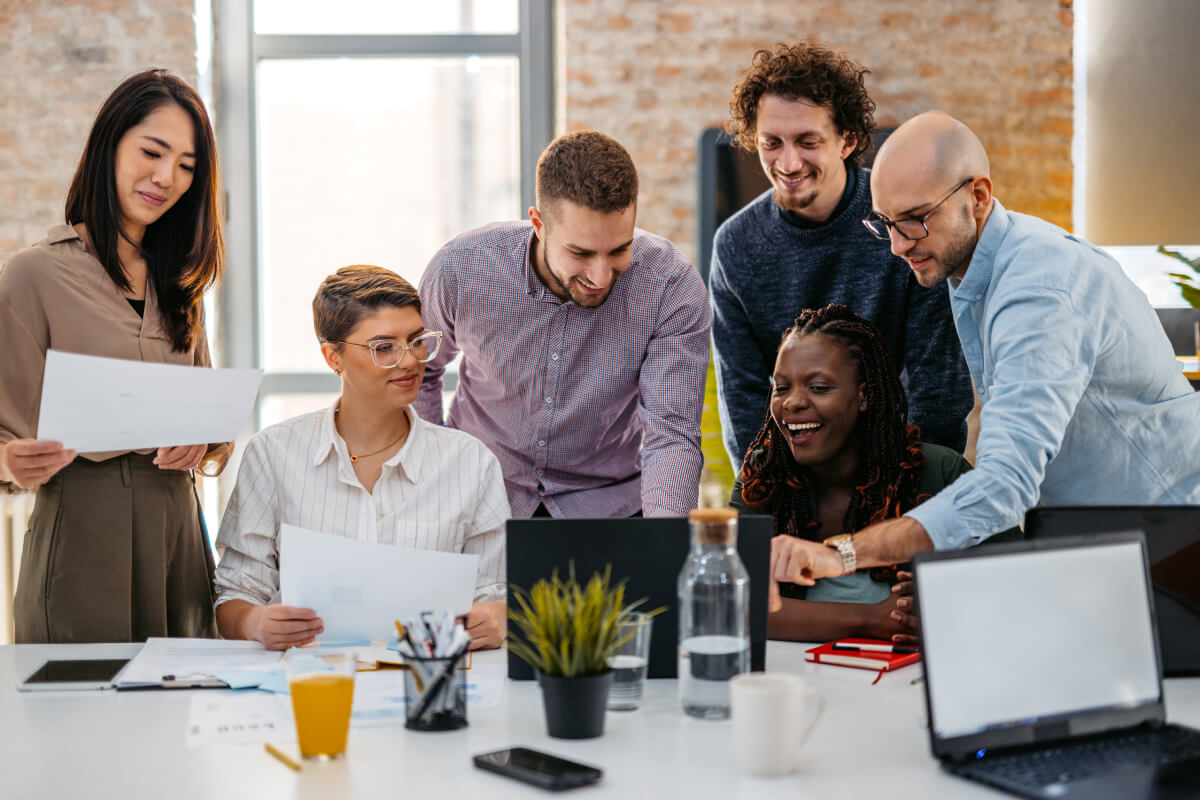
[416,131,710,518]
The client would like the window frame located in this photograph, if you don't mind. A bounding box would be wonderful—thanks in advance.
[212,0,554,406]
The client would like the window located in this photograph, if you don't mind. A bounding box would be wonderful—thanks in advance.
[212,0,553,499]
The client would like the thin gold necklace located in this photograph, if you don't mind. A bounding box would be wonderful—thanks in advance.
[335,404,407,463]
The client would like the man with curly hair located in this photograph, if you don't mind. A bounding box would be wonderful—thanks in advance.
[710,41,972,470]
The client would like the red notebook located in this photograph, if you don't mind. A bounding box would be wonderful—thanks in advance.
[804,638,921,672]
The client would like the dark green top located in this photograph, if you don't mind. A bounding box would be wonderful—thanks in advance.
[730,442,1021,603]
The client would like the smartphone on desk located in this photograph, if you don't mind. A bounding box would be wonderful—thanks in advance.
[474,747,603,791]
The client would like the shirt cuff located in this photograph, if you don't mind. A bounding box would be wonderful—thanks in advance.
[905,494,972,551]
[473,583,506,604]
[213,590,269,609]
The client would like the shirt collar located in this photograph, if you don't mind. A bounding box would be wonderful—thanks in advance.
[522,225,551,300]
[46,224,81,245]
[312,403,426,485]
[953,198,1007,303]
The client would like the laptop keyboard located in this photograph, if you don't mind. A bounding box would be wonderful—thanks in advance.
[956,725,1200,792]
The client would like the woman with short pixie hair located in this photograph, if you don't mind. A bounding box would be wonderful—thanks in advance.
[0,69,230,643]
[215,266,510,651]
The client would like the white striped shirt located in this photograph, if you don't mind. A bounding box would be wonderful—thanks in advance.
[214,404,509,608]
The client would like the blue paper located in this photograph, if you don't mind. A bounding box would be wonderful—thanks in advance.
[209,669,276,690]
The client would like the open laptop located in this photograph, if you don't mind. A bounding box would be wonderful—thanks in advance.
[505,516,772,680]
[1025,506,1200,676]
[913,533,1200,800]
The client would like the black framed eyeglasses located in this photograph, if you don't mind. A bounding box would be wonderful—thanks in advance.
[862,178,974,241]
[331,330,444,367]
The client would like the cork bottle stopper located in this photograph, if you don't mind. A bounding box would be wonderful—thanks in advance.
[688,508,737,523]
[688,507,737,545]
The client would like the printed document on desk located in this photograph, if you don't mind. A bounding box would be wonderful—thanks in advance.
[279,523,479,642]
[117,638,283,689]
[36,350,262,452]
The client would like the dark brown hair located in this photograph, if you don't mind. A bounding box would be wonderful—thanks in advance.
[65,68,224,352]
[313,265,422,345]
[740,305,926,579]
[535,131,638,218]
[726,41,876,170]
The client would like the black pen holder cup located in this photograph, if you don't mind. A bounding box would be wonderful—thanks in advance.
[404,652,468,731]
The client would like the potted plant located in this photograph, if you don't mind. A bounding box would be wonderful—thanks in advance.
[1161,245,1200,308]
[508,565,661,739]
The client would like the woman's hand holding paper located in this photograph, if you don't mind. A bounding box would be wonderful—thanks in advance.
[465,601,506,651]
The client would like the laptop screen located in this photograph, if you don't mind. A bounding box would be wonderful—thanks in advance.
[919,539,1161,742]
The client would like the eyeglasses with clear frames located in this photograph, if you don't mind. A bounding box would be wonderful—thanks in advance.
[331,330,444,368]
[862,178,975,241]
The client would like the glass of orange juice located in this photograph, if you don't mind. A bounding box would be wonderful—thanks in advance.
[286,651,356,760]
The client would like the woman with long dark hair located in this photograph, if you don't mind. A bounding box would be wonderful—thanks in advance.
[733,304,1015,643]
[0,69,229,643]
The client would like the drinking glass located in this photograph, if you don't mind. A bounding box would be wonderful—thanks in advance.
[607,612,653,711]
[286,650,356,759]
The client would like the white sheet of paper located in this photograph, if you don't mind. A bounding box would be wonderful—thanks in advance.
[118,638,283,688]
[279,523,480,642]
[186,693,293,746]
[36,350,262,452]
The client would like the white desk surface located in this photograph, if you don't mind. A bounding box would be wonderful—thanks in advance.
[4,641,1200,799]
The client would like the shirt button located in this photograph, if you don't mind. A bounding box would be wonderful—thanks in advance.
[991,526,1000,534]
[947,535,956,545]
[538,440,545,447]
[544,396,552,404]
[536,469,544,476]
[550,353,559,361]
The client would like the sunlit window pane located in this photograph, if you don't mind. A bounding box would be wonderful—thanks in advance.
[256,57,520,372]
[254,0,519,35]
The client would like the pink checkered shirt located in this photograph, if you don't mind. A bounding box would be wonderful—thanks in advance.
[415,222,710,518]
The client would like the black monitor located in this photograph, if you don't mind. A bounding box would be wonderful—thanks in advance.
[1024,505,1200,676]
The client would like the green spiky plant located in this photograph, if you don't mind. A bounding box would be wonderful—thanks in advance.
[507,565,664,679]
[1161,246,1200,308]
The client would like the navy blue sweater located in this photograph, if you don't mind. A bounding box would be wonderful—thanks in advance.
[710,169,973,467]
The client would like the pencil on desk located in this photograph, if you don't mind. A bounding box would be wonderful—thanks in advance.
[264,742,301,772]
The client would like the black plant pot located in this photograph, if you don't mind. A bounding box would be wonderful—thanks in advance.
[536,670,613,739]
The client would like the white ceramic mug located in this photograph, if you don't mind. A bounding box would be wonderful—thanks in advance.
[730,673,825,777]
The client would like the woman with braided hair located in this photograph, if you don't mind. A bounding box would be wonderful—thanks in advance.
[730,304,1015,644]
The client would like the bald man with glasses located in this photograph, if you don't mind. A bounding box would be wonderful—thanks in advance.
[766,111,1200,606]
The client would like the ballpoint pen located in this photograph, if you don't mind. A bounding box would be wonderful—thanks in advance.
[832,642,919,654]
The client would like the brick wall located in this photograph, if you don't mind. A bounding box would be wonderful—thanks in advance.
[560,0,1074,263]
[0,0,197,260]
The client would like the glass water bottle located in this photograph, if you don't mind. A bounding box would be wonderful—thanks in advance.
[677,507,750,719]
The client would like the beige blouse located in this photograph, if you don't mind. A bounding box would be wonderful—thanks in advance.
[0,224,230,492]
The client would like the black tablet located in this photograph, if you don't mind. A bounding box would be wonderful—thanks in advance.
[18,658,130,691]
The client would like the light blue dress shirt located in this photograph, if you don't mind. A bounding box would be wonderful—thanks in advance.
[907,200,1200,549]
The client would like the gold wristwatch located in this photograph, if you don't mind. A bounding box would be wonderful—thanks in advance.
[823,534,857,576]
